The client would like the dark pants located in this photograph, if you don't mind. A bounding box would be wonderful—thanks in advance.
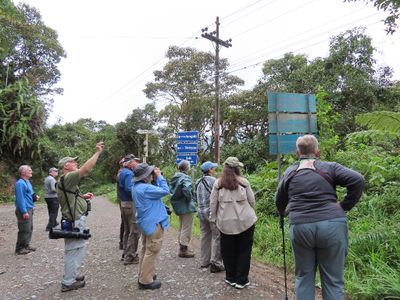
[220,224,255,285]
[45,197,59,230]
[15,209,33,252]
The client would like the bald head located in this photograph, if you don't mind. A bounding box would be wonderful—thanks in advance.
[296,135,319,157]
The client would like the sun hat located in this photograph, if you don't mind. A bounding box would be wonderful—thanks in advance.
[224,157,244,168]
[133,163,155,182]
[58,156,79,168]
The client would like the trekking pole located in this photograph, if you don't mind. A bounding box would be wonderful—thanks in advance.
[280,214,289,300]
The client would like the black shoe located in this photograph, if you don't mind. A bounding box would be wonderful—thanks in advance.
[61,280,85,292]
[138,280,162,290]
[76,275,85,281]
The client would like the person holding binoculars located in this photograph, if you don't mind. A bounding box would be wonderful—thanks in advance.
[56,141,104,292]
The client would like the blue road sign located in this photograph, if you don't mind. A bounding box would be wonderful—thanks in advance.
[177,143,198,153]
[177,131,198,142]
[176,155,198,165]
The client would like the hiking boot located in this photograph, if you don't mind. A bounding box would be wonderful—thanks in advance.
[61,280,86,292]
[138,280,162,290]
[235,282,250,289]
[76,275,85,281]
[178,244,195,258]
[124,256,139,265]
[15,248,30,255]
[25,245,36,252]
[200,263,210,269]
[210,264,225,273]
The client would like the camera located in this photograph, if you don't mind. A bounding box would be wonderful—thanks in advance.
[165,205,172,215]
[49,228,91,240]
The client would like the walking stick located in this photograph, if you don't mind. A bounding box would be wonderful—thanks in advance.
[280,214,289,300]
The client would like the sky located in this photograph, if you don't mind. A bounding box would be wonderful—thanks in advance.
[18,0,400,125]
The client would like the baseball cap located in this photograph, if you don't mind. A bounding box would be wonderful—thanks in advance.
[58,156,79,168]
[48,167,58,173]
[201,161,218,173]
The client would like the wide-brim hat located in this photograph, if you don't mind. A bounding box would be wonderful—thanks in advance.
[224,156,244,168]
[133,163,155,182]
[58,156,79,168]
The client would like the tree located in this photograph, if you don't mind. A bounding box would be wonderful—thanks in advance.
[0,0,65,160]
[344,0,400,34]
[115,103,158,160]
[144,46,244,156]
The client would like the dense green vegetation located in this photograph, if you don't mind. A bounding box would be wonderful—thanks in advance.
[1,1,400,298]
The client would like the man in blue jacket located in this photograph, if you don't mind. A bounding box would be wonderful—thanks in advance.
[275,135,365,300]
[15,165,38,255]
[132,163,170,290]
[118,154,141,265]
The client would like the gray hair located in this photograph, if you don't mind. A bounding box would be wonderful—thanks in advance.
[178,160,190,172]
[296,135,319,156]
[18,165,31,176]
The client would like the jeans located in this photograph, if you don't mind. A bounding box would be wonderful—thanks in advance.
[289,217,348,300]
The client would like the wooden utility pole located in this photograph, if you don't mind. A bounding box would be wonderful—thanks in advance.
[201,17,232,164]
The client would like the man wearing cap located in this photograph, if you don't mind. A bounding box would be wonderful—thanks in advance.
[57,141,104,292]
[132,163,170,290]
[195,161,224,273]
[170,160,197,258]
[117,154,141,265]
[14,165,38,255]
[44,167,59,231]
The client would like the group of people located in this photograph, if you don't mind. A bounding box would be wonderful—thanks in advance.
[13,135,365,299]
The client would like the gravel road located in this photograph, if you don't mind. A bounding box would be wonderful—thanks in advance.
[0,196,297,300]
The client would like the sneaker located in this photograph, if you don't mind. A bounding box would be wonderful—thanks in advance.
[25,245,36,252]
[138,280,162,290]
[61,280,86,292]
[235,282,250,289]
[224,279,236,287]
[210,264,225,273]
[16,248,31,255]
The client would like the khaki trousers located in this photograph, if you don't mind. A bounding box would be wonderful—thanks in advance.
[138,224,164,284]
[178,213,194,247]
[199,218,223,267]
[121,201,140,260]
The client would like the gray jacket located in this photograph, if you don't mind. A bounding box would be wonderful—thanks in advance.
[275,159,365,225]
[44,175,57,198]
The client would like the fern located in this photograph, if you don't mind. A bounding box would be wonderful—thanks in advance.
[356,111,400,133]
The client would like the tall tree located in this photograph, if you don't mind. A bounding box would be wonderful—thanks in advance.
[0,0,65,160]
[144,46,244,155]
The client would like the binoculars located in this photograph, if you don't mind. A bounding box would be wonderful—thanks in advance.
[49,228,91,240]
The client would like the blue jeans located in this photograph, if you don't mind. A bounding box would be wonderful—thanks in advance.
[289,218,348,300]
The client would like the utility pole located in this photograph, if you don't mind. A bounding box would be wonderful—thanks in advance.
[201,17,232,164]
[136,129,160,163]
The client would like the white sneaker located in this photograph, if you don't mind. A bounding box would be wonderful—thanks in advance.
[224,279,236,287]
[235,282,250,289]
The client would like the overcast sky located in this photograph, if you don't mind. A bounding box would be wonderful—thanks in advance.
[19,0,400,125]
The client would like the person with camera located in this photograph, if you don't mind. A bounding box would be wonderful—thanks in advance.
[170,160,197,258]
[118,154,141,265]
[14,165,39,255]
[275,135,365,300]
[56,141,104,292]
[44,167,59,231]
[131,163,170,290]
[195,161,224,273]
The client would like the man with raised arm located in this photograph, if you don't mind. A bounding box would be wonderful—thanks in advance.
[57,141,104,292]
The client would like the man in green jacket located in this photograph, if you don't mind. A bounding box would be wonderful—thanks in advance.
[170,160,196,258]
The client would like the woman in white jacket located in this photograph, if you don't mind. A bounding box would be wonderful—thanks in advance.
[209,157,257,289]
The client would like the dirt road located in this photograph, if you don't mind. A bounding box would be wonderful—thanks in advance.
[0,196,296,300]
